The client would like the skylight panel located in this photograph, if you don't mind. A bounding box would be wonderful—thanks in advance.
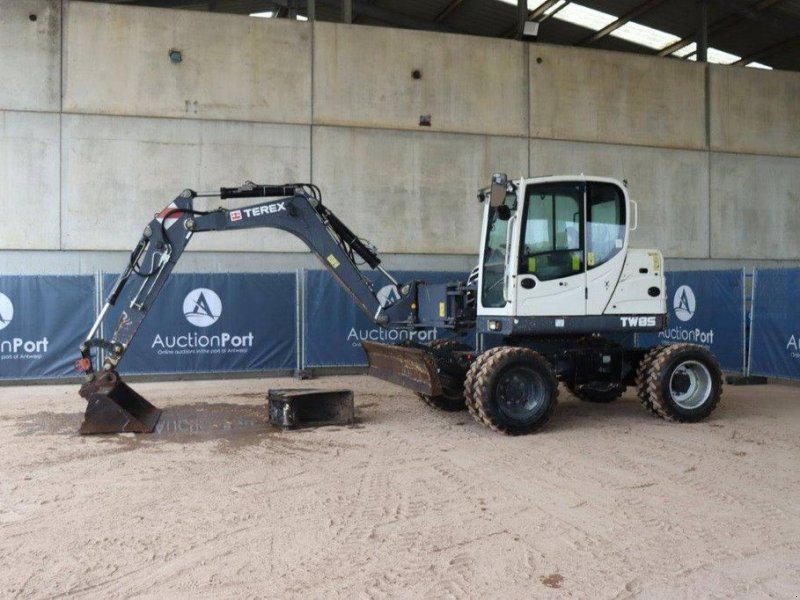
[554,3,617,30]
[544,0,568,14]
[672,42,696,58]
[611,21,680,50]
[250,11,275,18]
[706,48,741,64]
[746,62,773,70]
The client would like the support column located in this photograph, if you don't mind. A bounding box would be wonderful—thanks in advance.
[343,0,353,24]
[697,0,708,62]
[517,0,528,40]
[308,0,315,21]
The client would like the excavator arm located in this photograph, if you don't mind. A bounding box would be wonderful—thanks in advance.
[78,182,419,377]
[75,181,468,434]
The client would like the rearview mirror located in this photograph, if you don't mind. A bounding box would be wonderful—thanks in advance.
[489,173,507,207]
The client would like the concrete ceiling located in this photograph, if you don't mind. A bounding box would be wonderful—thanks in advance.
[84,0,800,72]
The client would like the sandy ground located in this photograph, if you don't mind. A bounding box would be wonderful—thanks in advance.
[0,376,798,599]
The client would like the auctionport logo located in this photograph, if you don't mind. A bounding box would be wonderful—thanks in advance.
[0,293,13,331]
[377,284,400,308]
[673,285,696,322]
[183,288,221,327]
[660,283,714,345]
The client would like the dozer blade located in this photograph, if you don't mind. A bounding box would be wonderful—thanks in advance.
[361,341,442,397]
[78,370,162,435]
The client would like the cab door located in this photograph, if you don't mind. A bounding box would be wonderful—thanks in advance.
[585,181,628,315]
[514,181,587,317]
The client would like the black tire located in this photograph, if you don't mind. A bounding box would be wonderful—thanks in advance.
[645,343,722,422]
[568,382,625,403]
[415,339,471,412]
[635,345,666,416]
[465,347,558,435]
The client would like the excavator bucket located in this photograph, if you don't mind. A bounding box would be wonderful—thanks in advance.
[361,341,443,397]
[78,370,162,435]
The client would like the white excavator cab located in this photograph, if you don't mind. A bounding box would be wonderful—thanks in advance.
[477,175,666,334]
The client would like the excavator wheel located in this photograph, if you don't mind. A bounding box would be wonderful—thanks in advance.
[465,346,558,435]
[644,343,722,422]
[635,345,666,416]
[415,339,471,412]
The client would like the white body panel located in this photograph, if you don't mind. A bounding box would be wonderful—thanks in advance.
[605,249,666,315]
[516,271,586,316]
[586,250,627,314]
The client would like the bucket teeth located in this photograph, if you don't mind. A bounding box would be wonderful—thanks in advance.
[79,371,162,435]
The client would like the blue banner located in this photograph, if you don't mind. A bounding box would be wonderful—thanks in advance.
[103,273,296,374]
[0,276,95,379]
[303,270,471,367]
[638,270,745,372]
[749,269,800,379]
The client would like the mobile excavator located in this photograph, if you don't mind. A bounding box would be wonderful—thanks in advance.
[76,174,722,435]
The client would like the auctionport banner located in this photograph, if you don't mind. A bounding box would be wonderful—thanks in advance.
[303,270,470,368]
[638,270,745,372]
[102,273,296,374]
[748,269,800,380]
[0,276,95,379]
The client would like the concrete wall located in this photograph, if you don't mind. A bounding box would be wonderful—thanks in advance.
[529,45,706,150]
[530,140,709,258]
[710,66,800,158]
[2,0,800,275]
[313,23,527,136]
[61,115,310,252]
[62,2,311,124]
[0,0,61,112]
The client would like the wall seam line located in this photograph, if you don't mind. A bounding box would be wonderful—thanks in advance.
[59,0,65,251]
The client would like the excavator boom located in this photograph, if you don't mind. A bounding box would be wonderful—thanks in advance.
[76,182,470,434]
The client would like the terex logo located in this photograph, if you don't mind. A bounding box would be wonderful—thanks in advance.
[0,293,13,331]
[620,316,657,327]
[377,284,401,308]
[183,288,222,327]
[229,202,286,222]
[674,285,696,322]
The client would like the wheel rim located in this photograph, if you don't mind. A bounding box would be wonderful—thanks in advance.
[495,366,548,423]
[669,360,712,409]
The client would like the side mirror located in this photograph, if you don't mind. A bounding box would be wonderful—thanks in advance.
[489,173,507,207]
[496,205,511,221]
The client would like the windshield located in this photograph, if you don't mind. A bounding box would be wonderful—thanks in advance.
[519,182,584,281]
[481,191,517,308]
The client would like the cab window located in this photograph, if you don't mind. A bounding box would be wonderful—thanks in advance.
[518,182,583,281]
[480,192,518,308]
[587,183,626,270]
